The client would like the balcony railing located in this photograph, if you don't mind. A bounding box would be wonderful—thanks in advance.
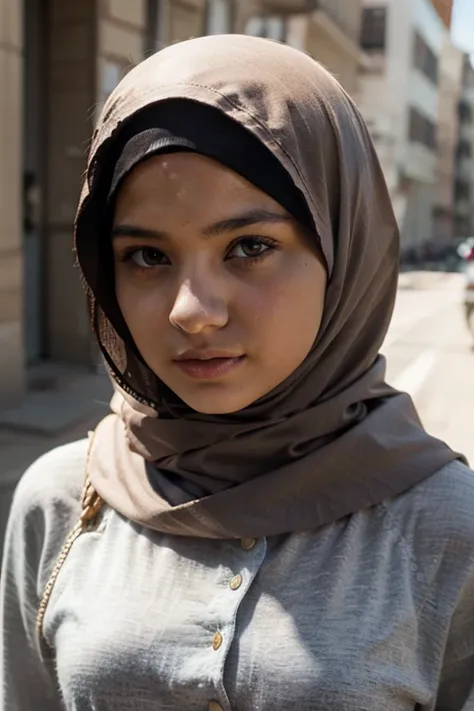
[259,0,361,42]
[314,0,361,42]
[259,0,313,15]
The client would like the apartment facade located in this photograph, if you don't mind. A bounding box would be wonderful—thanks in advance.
[0,0,365,407]
[433,38,464,242]
[247,0,363,95]
[454,56,474,238]
[1,0,231,408]
[0,0,151,407]
[357,0,449,253]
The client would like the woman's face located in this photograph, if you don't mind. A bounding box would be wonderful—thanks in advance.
[112,153,326,414]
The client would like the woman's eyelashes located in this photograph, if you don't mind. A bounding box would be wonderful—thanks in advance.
[119,246,169,268]
[116,235,279,274]
[225,235,277,262]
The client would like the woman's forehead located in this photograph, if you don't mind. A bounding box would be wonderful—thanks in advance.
[117,153,270,199]
[113,153,288,230]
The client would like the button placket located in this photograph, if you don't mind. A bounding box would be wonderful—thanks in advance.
[241,537,257,551]
[229,574,243,591]
[208,702,224,711]
[206,538,266,711]
[212,630,223,651]
[225,538,258,595]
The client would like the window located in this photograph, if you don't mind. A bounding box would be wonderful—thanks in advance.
[413,31,438,84]
[360,7,387,51]
[245,15,286,41]
[206,0,232,35]
[455,179,471,202]
[458,99,473,123]
[457,140,473,159]
[408,107,437,150]
[145,0,168,53]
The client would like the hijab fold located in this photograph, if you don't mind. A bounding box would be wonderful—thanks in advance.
[75,35,462,539]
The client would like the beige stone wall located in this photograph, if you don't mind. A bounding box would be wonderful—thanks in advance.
[169,0,206,43]
[317,0,362,43]
[402,181,437,248]
[0,0,25,404]
[96,0,208,117]
[233,0,260,34]
[306,20,360,95]
[96,0,147,116]
[44,0,97,364]
[434,38,463,240]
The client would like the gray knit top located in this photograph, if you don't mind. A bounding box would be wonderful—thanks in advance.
[1,438,474,710]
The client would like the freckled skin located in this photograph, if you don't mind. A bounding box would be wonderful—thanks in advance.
[112,153,327,414]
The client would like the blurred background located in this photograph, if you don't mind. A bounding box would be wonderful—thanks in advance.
[0,0,473,554]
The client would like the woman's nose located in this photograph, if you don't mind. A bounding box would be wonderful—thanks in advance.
[169,279,229,334]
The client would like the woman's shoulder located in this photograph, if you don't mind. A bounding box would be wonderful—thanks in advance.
[9,437,89,534]
[385,459,474,593]
[3,438,90,605]
[385,458,474,542]
[391,458,474,530]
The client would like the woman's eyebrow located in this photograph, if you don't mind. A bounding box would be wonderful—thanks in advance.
[202,208,292,237]
[111,208,291,241]
[111,225,165,240]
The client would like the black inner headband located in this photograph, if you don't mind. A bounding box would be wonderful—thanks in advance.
[106,99,314,231]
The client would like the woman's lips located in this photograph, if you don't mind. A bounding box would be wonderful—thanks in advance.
[173,355,246,379]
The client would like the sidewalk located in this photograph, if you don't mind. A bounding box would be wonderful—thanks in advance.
[0,363,113,554]
[397,270,464,291]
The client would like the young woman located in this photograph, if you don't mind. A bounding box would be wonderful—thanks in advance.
[2,34,473,711]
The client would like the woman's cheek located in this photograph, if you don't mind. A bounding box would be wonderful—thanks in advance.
[117,281,166,337]
[239,281,291,344]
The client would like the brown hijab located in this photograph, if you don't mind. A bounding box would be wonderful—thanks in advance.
[76,34,461,539]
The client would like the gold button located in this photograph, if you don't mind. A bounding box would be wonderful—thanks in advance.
[208,702,224,711]
[212,631,223,651]
[241,537,257,551]
[229,574,243,591]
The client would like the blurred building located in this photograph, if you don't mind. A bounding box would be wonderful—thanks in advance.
[1,0,224,408]
[257,0,364,96]
[433,38,464,242]
[356,0,450,253]
[454,56,474,238]
[0,0,151,407]
[0,0,366,407]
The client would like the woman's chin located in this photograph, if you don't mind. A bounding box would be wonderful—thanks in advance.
[175,385,258,416]
[181,395,252,416]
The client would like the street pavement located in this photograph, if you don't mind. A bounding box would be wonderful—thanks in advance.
[0,270,472,556]
[382,270,473,465]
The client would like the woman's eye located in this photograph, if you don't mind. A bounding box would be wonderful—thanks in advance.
[130,248,168,268]
[227,237,274,259]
